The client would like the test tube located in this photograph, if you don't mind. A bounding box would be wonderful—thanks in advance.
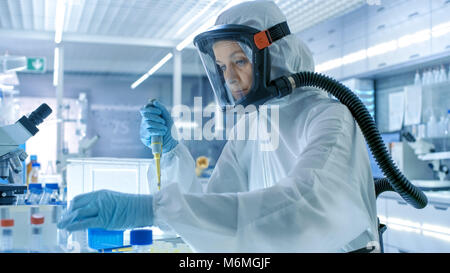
[1,208,14,252]
[30,214,45,253]
[1,219,14,252]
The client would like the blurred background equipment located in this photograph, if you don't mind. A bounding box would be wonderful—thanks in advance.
[0,53,27,74]
[0,103,52,196]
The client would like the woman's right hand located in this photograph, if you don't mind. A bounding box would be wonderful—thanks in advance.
[139,100,178,154]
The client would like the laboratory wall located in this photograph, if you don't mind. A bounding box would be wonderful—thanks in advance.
[15,71,223,160]
[375,68,450,134]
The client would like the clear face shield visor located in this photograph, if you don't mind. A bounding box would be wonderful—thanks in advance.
[195,35,257,108]
[194,23,291,109]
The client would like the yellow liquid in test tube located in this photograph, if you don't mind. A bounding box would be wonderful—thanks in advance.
[146,99,163,191]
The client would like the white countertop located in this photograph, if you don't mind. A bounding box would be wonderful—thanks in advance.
[379,190,450,205]
[67,157,153,164]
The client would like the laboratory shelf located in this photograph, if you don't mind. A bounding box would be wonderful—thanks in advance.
[419,151,450,161]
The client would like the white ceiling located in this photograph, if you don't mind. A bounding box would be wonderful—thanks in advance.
[0,0,366,75]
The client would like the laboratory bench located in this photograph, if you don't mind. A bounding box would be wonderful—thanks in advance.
[377,189,450,253]
[65,158,450,253]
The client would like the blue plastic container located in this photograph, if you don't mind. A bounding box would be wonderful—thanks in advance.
[87,228,124,250]
[130,229,153,246]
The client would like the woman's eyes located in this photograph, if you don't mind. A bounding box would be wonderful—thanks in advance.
[235,59,248,66]
[218,59,248,71]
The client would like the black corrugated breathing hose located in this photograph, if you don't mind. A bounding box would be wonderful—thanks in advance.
[272,71,427,209]
[374,178,394,199]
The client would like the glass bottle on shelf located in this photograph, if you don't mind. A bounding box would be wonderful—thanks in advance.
[422,69,429,85]
[433,67,440,84]
[444,110,450,151]
[448,65,450,83]
[438,115,446,137]
[427,112,438,138]
[414,70,422,86]
[30,163,41,183]
[439,65,447,83]
[26,155,38,186]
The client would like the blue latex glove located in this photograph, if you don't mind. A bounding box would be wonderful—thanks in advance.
[57,190,153,232]
[140,100,178,153]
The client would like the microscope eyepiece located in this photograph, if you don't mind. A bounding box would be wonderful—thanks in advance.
[17,103,53,136]
[28,103,52,126]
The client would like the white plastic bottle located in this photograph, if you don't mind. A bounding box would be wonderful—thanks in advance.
[448,65,450,82]
[427,113,438,138]
[438,116,446,137]
[439,65,447,83]
[45,160,55,175]
[414,70,422,85]
[426,69,433,85]
[30,214,45,253]
[422,69,429,85]
[444,109,450,151]
[433,67,440,84]
[130,229,153,253]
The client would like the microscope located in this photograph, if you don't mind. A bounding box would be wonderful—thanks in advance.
[0,103,52,205]
[401,131,450,189]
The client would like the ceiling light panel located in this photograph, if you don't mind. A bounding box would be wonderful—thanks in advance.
[276,0,365,33]
[19,0,32,30]
[32,0,45,30]
[7,0,21,29]
[0,0,369,77]
[0,0,365,40]
[44,0,56,31]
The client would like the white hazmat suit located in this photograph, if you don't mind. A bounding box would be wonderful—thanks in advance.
[148,1,379,253]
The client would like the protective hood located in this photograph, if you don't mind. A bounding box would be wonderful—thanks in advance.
[215,1,315,81]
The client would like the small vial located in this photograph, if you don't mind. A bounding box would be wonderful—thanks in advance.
[15,190,27,205]
[30,214,45,253]
[27,184,43,205]
[130,229,153,253]
[1,219,14,252]
[39,183,60,205]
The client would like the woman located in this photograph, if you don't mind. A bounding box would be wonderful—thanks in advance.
[58,1,378,253]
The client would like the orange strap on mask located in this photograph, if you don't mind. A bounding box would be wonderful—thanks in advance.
[254,21,291,50]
